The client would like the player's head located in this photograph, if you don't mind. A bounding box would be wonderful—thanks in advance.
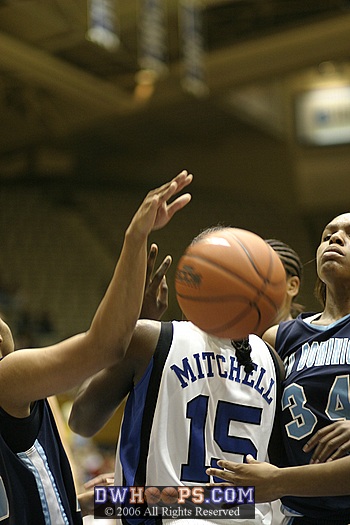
[190,225,225,245]
[265,239,303,320]
[315,212,350,308]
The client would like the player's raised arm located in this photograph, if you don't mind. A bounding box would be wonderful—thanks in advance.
[0,170,192,416]
[69,318,160,437]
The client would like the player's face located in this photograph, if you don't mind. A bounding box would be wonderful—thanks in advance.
[316,213,350,284]
[0,317,14,357]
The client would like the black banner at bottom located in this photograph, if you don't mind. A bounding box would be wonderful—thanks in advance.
[94,485,255,520]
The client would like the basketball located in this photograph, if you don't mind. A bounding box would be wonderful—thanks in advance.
[144,486,161,505]
[175,228,286,340]
[160,486,178,505]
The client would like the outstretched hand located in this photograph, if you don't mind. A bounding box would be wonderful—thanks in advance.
[140,244,171,320]
[78,472,115,517]
[128,170,192,239]
[303,420,350,463]
[206,456,281,503]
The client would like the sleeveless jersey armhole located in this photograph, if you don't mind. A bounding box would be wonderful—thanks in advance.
[133,321,174,486]
[264,341,284,466]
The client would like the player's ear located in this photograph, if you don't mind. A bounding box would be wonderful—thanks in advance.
[287,275,300,298]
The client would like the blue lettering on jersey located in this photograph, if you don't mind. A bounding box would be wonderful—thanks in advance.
[170,357,197,387]
[170,352,274,404]
[285,337,350,377]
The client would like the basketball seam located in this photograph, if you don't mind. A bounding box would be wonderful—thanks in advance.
[229,232,272,282]
[183,253,283,290]
[206,303,262,336]
[175,228,286,339]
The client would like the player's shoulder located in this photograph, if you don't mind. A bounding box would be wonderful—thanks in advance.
[250,331,285,379]
[276,313,309,342]
[249,332,279,360]
[262,324,279,348]
[262,316,302,347]
[132,319,162,349]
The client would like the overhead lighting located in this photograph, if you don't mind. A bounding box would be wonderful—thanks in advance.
[178,0,209,97]
[295,84,350,146]
[86,0,120,52]
[138,0,168,76]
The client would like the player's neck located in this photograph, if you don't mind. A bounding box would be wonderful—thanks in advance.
[315,299,350,325]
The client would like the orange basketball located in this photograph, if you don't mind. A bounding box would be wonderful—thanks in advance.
[144,486,161,505]
[160,486,178,505]
[175,228,286,340]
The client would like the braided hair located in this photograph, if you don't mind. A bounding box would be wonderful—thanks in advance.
[265,238,304,318]
[231,338,254,374]
[265,239,303,280]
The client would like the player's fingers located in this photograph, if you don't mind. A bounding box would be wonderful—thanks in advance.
[145,260,171,301]
[152,193,192,231]
[148,170,191,202]
[84,473,114,489]
[160,170,191,197]
[310,434,347,463]
[84,477,103,489]
[245,455,258,464]
[156,174,192,211]
[171,171,193,194]
[304,422,349,460]
[327,440,350,461]
[166,193,192,218]
[206,467,235,483]
[157,276,169,310]
[309,444,331,463]
[153,194,192,229]
[309,437,337,463]
[146,244,158,284]
[303,425,333,452]
[151,256,172,288]
[146,176,179,199]
[216,459,240,470]
[206,467,223,478]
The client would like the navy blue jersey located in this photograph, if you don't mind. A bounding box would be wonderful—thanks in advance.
[0,399,82,525]
[276,312,350,522]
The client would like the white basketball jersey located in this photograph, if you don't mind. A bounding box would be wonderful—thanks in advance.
[115,321,279,525]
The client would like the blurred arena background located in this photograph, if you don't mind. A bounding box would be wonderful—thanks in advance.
[1,1,350,519]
